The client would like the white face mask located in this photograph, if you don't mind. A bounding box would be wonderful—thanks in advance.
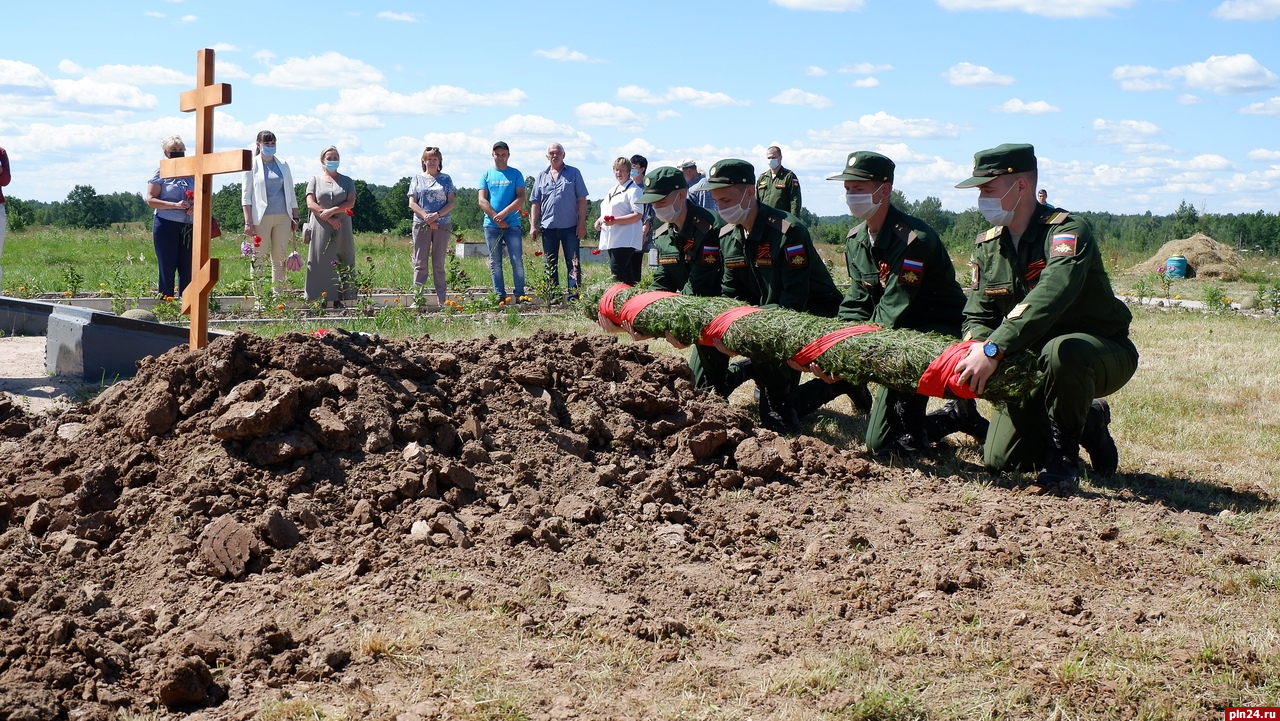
[845,184,883,220]
[718,188,753,225]
[654,195,684,224]
[978,181,1021,226]
[768,158,780,170]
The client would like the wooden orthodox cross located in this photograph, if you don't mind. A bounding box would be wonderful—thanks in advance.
[160,48,252,349]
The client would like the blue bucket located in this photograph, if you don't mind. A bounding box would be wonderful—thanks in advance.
[1165,254,1187,279]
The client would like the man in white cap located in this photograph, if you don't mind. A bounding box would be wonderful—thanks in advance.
[680,158,716,210]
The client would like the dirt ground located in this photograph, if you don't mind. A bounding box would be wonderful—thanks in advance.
[0,330,1276,720]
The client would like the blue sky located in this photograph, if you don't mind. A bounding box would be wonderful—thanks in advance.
[1,0,1278,217]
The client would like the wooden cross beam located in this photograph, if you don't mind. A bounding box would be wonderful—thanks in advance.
[159,48,252,350]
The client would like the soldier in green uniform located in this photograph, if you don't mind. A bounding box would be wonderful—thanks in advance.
[800,151,986,454]
[952,143,1137,484]
[706,158,843,434]
[631,166,742,396]
[756,145,802,218]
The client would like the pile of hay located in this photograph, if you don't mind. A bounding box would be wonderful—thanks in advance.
[1130,233,1243,280]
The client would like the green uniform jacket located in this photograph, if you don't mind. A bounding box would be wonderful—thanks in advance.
[652,203,725,297]
[720,204,841,316]
[755,168,802,218]
[963,204,1132,354]
[838,206,967,332]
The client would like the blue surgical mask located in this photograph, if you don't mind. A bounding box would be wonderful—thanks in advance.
[325,160,340,172]
[768,158,780,170]
[629,169,639,180]
[260,145,276,158]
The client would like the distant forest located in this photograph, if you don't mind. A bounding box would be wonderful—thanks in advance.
[8,181,1278,256]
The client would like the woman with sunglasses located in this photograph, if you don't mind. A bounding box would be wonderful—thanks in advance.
[407,146,456,305]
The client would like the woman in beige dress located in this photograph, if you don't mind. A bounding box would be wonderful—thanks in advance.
[305,146,356,306]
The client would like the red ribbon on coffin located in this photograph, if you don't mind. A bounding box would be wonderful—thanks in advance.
[597,283,631,325]
[698,306,765,346]
[915,340,981,399]
[789,325,882,368]
[617,291,680,326]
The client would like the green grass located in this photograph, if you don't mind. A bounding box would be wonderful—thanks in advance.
[0,223,618,299]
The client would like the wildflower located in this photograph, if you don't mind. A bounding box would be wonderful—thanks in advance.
[241,241,253,258]
[311,328,331,338]
[591,249,601,255]
[185,190,194,201]
[276,303,285,310]
[99,282,106,288]
[64,291,72,297]
[365,255,372,262]
[535,251,543,257]
[394,297,401,304]
[322,292,328,297]
[1174,294,1182,300]
[331,260,338,266]
[18,286,26,292]
[163,296,174,302]
[344,208,353,217]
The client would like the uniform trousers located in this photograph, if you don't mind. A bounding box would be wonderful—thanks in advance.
[984,332,1139,472]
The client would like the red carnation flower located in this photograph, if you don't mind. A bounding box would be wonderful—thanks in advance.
[253,235,262,247]
[591,249,601,255]
[311,328,331,338]
[534,251,543,257]
[344,208,353,217]
[185,190,194,201]
[604,215,615,223]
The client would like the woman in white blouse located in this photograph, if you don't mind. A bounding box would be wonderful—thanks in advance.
[593,157,644,285]
[240,130,299,290]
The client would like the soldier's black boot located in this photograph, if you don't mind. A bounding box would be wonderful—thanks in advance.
[925,399,989,442]
[1080,399,1119,477]
[758,388,801,435]
[844,382,873,415]
[876,399,931,458]
[1037,424,1081,488]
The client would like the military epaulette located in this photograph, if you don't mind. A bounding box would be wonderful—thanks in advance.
[691,212,711,234]
[975,226,1002,245]
[719,223,737,239]
[763,213,791,234]
[1042,210,1071,225]
[891,222,919,246]
[848,221,866,239]
[655,222,671,237]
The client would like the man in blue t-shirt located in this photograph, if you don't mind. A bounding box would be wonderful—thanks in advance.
[478,141,528,301]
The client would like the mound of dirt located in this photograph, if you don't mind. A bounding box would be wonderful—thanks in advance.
[1130,232,1243,280]
[0,330,869,718]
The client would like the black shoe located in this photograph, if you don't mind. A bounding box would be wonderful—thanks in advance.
[1081,399,1118,477]
[1037,424,1081,487]
[759,389,801,435]
[845,382,873,414]
[926,399,989,442]
[875,432,930,459]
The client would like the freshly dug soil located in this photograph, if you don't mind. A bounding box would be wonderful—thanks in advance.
[1130,233,1244,280]
[0,330,1272,719]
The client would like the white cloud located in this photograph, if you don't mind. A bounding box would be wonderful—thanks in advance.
[943,62,1014,87]
[211,43,239,52]
[1176,94,1202,106]
[314,85,527,117]
[1248,148,1280,160]
[61,61,191,86]
[376,11,419,21]
[804,66,828,77]
[217,61,249,80]
[574,102,646,132]
[490,114,598,163]
[770,0,865,9]
[839,63,892,75]
[770,88,833,109]
[618,85,749,108]
[1092,118,1166,152]
[534,46,602,63]
[994,98,1061,114]
[655,110,681,120]
[936,0,1135,18]
[253,50,276,64]
[807,112,964,143]
[0,60,51,94]
[144,11,165,18]
[180,14,197,22]
[1111,65,1170,92]
[850,78,880,88]
[252,52,384,90]
[1212,0,1280,20]
[1240,96,1280,115]
[1170,54,1279,94]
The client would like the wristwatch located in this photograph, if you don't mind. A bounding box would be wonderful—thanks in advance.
[983,341,1004,361]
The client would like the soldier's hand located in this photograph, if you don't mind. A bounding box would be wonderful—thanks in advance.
[790,360,839,383]
[663,331,689,350]
[712,337,735,357]
[954,343,997,395]
[622,321,655,342]
[597,312,624,334]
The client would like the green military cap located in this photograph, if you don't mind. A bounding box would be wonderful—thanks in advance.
[704,158,755,189]
[826,151,894,183]
[636,166,687,203]
[955,143,1037,188]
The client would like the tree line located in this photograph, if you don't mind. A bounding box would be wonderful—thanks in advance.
[7,183,1278,256]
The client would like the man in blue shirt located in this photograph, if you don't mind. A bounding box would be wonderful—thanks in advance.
[478,141,527,302]
[681,158,716,211]
[529,143,589,299]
